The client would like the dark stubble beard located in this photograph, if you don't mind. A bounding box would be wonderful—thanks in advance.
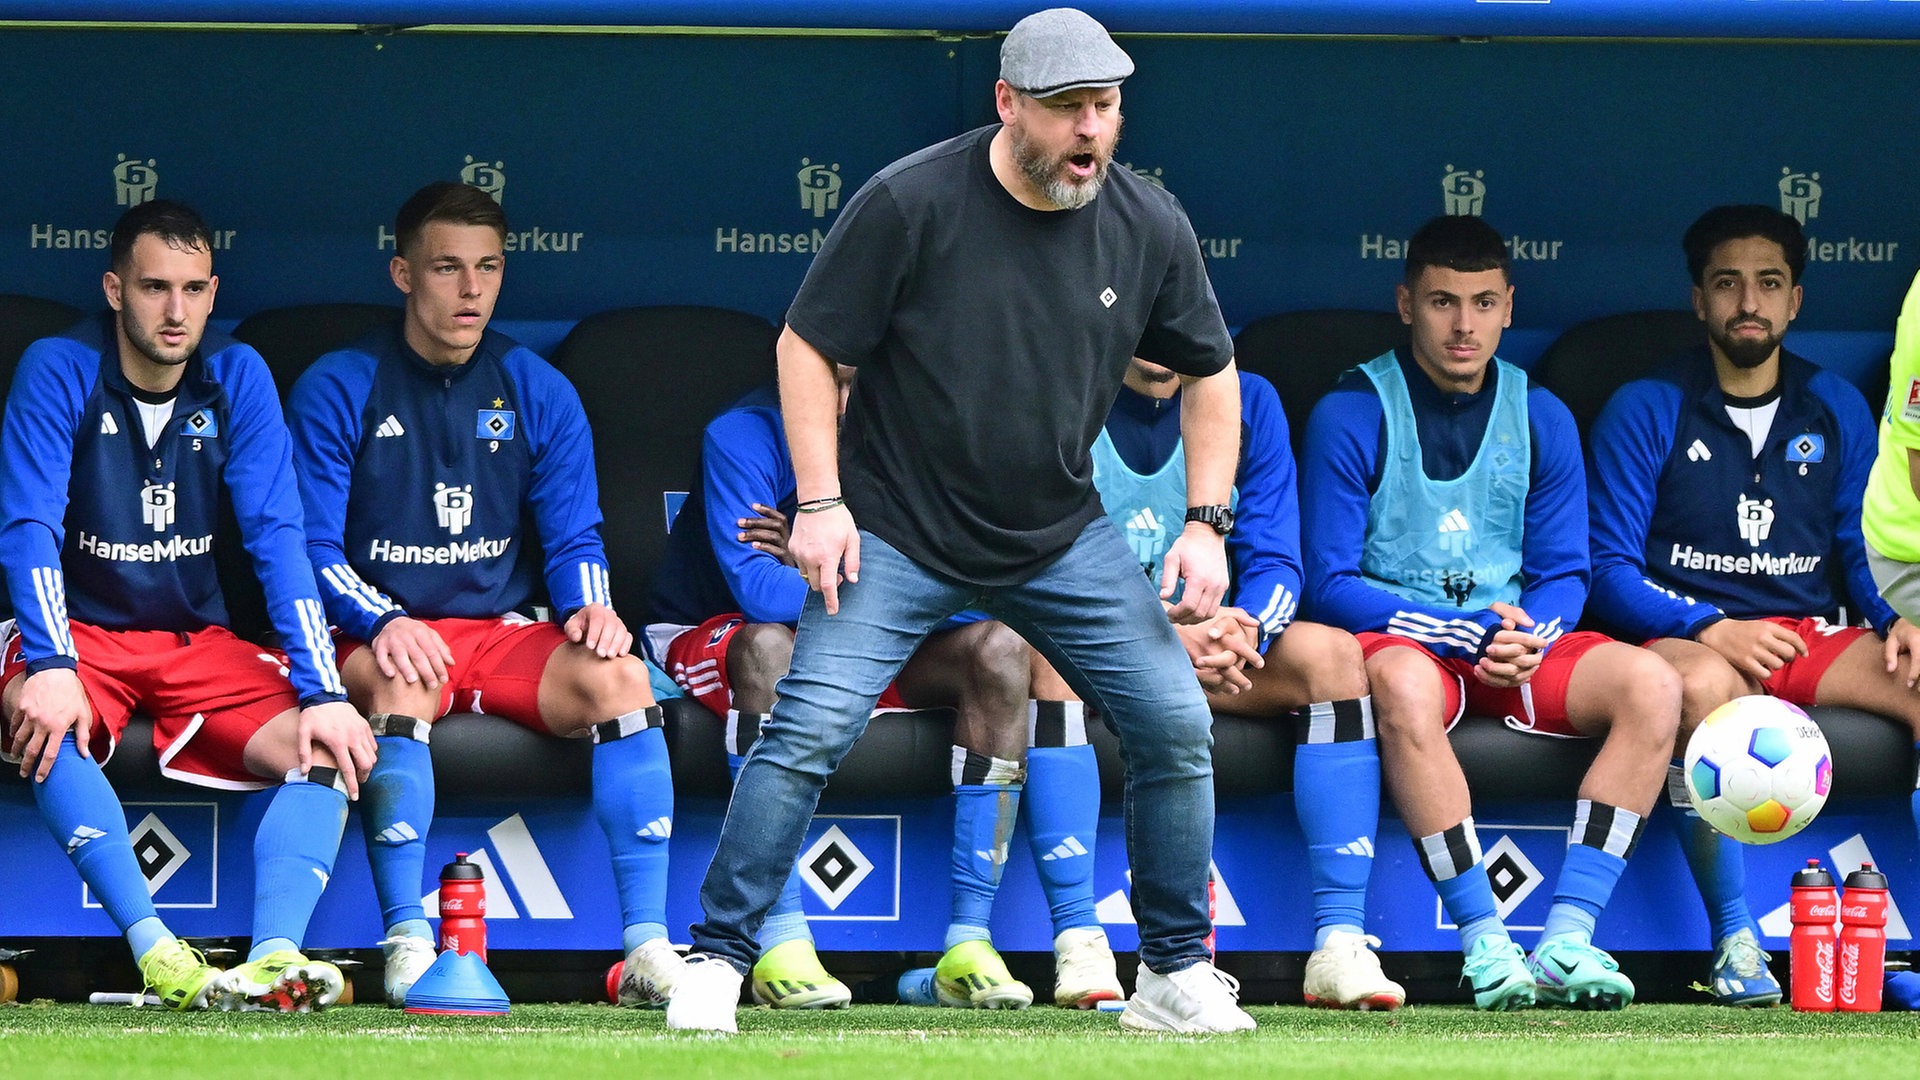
[121,307,196,369]
[1011,117,1122,211]
[1709,317,1782,369]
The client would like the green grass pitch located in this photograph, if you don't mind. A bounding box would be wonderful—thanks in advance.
[4,1002,1920,1079]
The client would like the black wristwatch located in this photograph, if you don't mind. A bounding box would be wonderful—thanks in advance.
[1185,504,1235,536]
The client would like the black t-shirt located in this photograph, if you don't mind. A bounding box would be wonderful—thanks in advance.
[786,125,1232,586]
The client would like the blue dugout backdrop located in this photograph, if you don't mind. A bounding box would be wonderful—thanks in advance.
[1,21,1916,345]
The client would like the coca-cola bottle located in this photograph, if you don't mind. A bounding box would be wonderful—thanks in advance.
[1789,859,1838,1011]
[1838,863,1889,1012]
[438,852,488,962]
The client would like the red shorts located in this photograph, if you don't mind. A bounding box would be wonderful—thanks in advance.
[1357,629,1615,738]
[1653,615,1865,705]
[4,622,298,790]
[658,612,908,718]
[338,615,566,732]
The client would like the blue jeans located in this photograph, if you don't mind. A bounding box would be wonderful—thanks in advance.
[690,518,1216,974]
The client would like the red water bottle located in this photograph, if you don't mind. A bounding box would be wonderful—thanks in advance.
[1789,859,1838,1011]
[1838,863,1889,1012]
[438,852,488,962]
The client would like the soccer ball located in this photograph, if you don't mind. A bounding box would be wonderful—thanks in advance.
[1683,695,1832,844]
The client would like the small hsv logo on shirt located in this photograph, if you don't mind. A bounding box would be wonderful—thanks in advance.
[1099,287,1117,308]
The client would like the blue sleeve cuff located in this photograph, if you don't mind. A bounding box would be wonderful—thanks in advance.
[367,608,407,643]
[298,691,350,709]
[1684,611,1728,640]
[23,656,78,677]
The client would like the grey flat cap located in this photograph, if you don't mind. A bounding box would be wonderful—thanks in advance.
[1000,8,1134,97]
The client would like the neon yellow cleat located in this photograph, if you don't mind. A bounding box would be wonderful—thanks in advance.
[934,939,1033,1009]
[137,937,225,1011]
[218,949,345,1012]
[751,939,851,1009]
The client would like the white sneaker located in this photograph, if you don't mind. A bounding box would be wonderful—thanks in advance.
[1303,930,1405,1011]
[665,954,744,1034]
[1053,927,1125,1008]
[1119,960,1257,1033]
[380,934,438,1007]
[617,938,687,1008]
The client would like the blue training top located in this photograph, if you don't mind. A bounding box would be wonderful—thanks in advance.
[0,314,345,706]
[1092,369,1302,649]
[1299,347,1588,661]
[1587,345,1893,640]
[286,323,613,643]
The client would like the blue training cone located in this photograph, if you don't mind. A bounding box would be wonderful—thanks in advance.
[402,950,510,1016]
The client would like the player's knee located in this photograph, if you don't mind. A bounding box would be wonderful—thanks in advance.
[1610,649,1683,746]
[962,622,1030,705]
[569,652,653,717]
[1283,621,1368,700]
[363,678,440,723]
[727,622,795,699]
[1366,652,1445,739]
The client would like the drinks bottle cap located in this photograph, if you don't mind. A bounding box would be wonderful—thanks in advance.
[441,852,486,880]
[1844,863,1889,890]
[1791,860,1835,888]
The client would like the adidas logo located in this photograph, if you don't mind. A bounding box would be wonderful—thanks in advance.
[1334,836,1376,858]
[375,415,406,438]
[975,845,1009,866]
[419,813,576,920]
[1439,508,1471,534]
[66,825,106,853]
[375,822,420,844]
[1126,507,1162,533]
[1687,439,1712,462]
[636,816,673,840]
[100,413,119,436]
[1042,836,1089,862]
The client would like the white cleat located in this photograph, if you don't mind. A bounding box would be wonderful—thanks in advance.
[1303,930,1405,1011]
[380,934,438,1008]
[1053,927,1125,1008]
[617,938,688,1008]
[665,953,744,1034]
[1119,960,1257,1034]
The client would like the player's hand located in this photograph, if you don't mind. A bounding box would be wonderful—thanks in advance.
[1883,617,1920,691]
[371,616,455,689]
[1162,524,1229,623]
[296,700,376,801]
[738,503,796,566]
[791,503,859,615]
[1698,617,1807,684]
[1475,603,1547,688]
[566,603,634,659]
[1175,607,1264,693]
[11,667,92,782]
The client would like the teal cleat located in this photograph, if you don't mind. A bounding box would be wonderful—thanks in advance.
[1528,936,1634,1011]
[1461,935,1535,1011]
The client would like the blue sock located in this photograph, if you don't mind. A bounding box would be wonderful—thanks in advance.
[31,737,163,955]
[1669,761,1755,945]
[250,771,348,961]
[360,726,435,934]
[948,748,1022,950]
[1542,800,1644,944]
[593,711,672,954]
[1022,701,1100,937]
[1292,698,1381,949]
[1416,819,1507,952]
[729,741,812,951]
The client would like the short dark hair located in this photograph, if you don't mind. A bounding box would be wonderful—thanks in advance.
[395,182,507,258]
[1683,204,1807,285]
[1405,215,1509,285]
[109,199,213,272]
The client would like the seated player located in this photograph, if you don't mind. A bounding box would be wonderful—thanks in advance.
[286,182,682,1008]
[1027,354,1400,1010]
[1301,215,1680,1011]
[1,199,374,1011]
[646,368,1122,1009]
[1587,204,1920,1006]
[1863,268,1920,623]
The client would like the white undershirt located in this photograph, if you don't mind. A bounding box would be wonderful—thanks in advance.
[1724,399,1779,460]
[134,398,176,450]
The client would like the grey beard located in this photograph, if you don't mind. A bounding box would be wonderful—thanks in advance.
[1014,133,1108,210]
